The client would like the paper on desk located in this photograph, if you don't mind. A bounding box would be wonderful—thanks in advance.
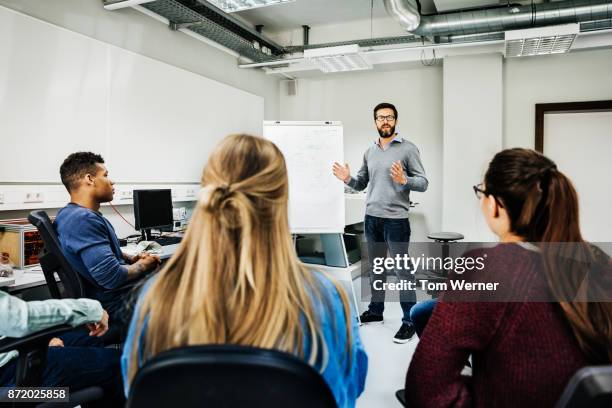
[25,266,44,274]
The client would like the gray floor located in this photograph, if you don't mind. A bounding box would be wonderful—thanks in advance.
[353,277,429,408]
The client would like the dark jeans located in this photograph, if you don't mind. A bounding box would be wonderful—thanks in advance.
[365,214,416,325]
[409,299,437,337]
[0,329,124,406]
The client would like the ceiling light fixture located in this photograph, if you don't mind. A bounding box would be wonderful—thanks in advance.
[504,24,579,58]
[206,0,295,13]
[304,44,372,74]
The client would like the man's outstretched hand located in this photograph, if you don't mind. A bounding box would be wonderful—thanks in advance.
[333,162,351,183]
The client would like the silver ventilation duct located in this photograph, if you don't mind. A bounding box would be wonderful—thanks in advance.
[384,0,420,32]
[383,0,612,37]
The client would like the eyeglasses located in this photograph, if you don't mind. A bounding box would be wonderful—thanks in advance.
[473,183,504,207]
[375,115,396,123]
[473,183,487,199]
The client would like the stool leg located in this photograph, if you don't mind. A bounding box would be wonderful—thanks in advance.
[442,242,450,276]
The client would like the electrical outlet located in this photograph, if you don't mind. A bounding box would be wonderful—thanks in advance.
[172,207,187,221]
[119,190,131,200]
[24,192,44,203]
[185,189,196,198]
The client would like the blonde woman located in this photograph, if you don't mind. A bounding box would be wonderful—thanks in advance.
[121,134,368,407]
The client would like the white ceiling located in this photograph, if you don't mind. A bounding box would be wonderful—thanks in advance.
[234,0,513,32]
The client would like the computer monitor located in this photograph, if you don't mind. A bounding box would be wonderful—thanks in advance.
[133,189,173,239]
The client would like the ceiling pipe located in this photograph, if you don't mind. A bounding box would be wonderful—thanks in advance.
[383,0,612,37]
[384,0,420,32]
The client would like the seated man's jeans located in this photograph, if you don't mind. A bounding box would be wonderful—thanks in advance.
[0,328,124,406]
[365,215,416,325]
[410,299,437,337]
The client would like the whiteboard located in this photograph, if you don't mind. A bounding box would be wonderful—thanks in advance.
[0,6,264,184]
[264,121,345,234]
[544,111,612,242]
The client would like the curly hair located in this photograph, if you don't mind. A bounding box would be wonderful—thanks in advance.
[59,152,105,192]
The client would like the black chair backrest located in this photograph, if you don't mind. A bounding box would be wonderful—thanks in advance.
[127,345,337,408]
[556,365,612,408]
[28,210,84,299]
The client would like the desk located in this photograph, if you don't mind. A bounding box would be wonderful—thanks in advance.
[0,276,16,287]
[121,244,180,261]
[3,268,47,293]
[3,244,181,293]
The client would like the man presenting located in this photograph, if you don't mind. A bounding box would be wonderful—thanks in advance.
[333,102,428,343]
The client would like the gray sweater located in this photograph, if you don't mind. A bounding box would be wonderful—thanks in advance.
[347,136,428,219]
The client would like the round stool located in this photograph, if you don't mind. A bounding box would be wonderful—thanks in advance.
[427,232,465,276]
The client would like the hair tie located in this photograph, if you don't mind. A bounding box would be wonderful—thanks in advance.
[198,184,233,211]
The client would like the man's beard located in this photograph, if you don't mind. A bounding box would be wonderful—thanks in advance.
[377,125,395,138]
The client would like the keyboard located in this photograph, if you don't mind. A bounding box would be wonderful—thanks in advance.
[154,236,182,246]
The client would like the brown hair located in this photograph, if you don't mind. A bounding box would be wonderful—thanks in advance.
[373,102,398,121]
[128,134,353,384]
[485,148,612,363]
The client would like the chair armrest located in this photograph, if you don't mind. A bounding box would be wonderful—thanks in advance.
[0,325,73,354]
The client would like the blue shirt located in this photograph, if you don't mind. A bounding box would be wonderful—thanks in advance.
[55,203,128,303]
[121,273,368,408]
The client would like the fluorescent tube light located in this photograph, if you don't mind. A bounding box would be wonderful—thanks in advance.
[206,0,295,13]
[504,24,579,57]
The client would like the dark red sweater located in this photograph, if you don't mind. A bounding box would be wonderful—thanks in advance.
[406,244,589,408]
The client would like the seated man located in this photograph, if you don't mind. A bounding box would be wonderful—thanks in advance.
[0,290,123,405]
[55,152,160,327]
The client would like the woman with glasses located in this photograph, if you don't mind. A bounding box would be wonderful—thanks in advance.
[121,134,367,408]
[404,148,611,407]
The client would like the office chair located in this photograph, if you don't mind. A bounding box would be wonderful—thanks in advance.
[28,210,129,344]
[127,344,337,408]
[0,324,103,408]
[27,211,85,300]
[555,365,612,408]
[395,366,612,408]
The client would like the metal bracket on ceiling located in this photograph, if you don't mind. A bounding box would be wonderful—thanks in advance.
[169,21,200,31]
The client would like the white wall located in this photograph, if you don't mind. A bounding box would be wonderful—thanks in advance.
[0,0,281,119]
[0,0,280,225]
[278,48,612,242]
[279,67,444,242]
[443,54,502,242]
[504,48,612,149]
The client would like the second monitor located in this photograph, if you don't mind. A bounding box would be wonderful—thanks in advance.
[133,189,173,241]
